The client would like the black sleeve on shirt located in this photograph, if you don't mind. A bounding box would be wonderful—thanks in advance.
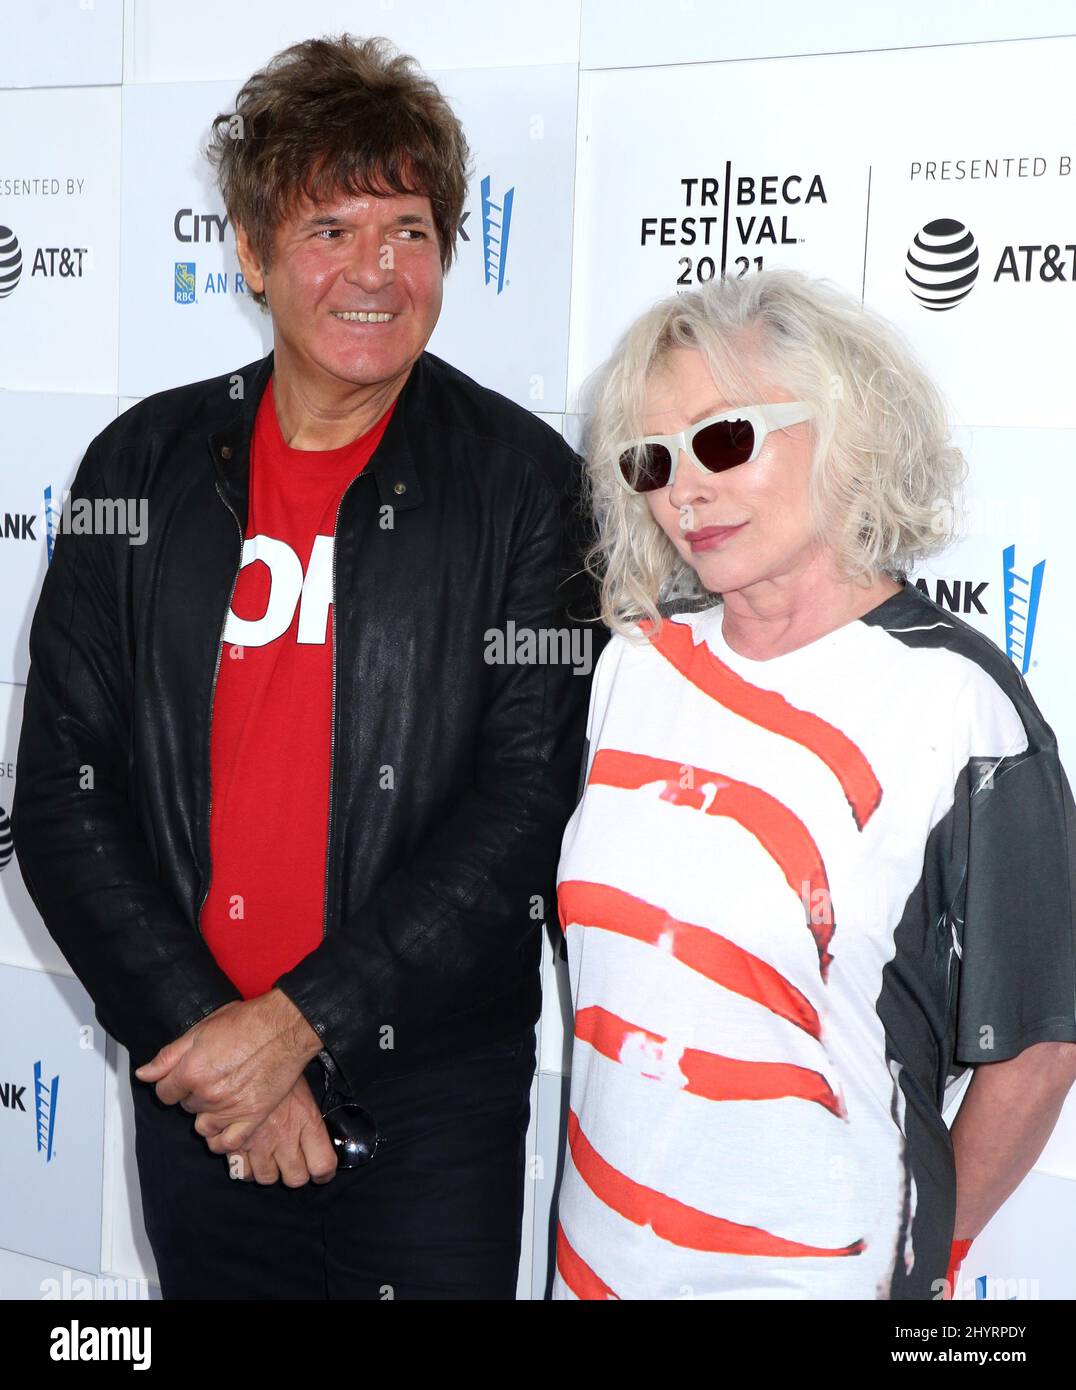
[951,736,1076,1066]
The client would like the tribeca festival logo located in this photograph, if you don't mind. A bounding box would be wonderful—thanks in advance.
[479,174,515,294]
[43,485,148,562]
[0,224,24,299]
[906,219,980,311]
[638,167,828,289]
[1002,543,1045,675]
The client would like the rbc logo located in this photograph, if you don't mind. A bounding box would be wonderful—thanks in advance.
[175,262,196,304]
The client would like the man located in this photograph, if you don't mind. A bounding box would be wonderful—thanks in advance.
[13,34,600,1299]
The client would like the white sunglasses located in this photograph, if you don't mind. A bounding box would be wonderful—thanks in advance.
[615,401,814,493]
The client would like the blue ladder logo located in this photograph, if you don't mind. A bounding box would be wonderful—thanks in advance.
[481,175,514,294]
[43,484,65,565]
[1002,544,1045,675]
[34,1059,59,1163]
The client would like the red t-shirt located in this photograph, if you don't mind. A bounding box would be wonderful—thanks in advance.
[200,375,396,997]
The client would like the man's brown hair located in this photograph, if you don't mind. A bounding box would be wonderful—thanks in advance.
[206,33,472,309]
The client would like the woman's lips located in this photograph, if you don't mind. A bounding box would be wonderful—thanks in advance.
[684,522,747,552]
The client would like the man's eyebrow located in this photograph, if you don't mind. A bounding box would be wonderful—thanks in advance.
[299,210,435,230]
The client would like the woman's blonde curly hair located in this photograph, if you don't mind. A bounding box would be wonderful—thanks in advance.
[580,267,966,637]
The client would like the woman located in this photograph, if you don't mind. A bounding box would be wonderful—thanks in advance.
[552,268,1076,1300]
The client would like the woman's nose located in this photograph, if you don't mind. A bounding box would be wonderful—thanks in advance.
[667,450,714,511]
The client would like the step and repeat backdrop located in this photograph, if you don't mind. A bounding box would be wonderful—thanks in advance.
[2,0,1076,1301]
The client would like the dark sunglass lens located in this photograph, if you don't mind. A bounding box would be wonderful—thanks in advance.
[618,444,672,492]
[324,1103,379,1167]
[694,417,755,472]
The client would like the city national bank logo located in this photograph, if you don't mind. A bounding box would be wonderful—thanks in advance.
[480,175,514,293]
[1003,544,1045,675]
[175,261,196,304]
[173,205,246,302]
[915,542,1046,674]
[906,219,980,310]
[0,224,24,299]
[0,803,12,871]
[0,1059,59,1162]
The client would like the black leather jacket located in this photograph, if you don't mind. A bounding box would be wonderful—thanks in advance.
[12,347,602,1094]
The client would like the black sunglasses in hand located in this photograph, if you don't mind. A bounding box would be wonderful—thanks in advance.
[318,1050,379,1169]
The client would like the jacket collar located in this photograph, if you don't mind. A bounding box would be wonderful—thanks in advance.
[207,348,426,528]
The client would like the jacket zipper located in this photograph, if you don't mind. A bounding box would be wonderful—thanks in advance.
[315,471,372,1100]
[320,470,371,947]
[196,479,246,934]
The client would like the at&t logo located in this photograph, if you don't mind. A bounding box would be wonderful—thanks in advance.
[906,219,979,311]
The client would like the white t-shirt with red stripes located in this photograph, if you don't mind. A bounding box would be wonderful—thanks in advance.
[552,584,1076,1300]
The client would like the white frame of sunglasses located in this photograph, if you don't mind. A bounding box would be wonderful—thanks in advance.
[614,401,814,492]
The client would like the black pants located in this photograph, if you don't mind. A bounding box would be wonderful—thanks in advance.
[129,1028,536,1299]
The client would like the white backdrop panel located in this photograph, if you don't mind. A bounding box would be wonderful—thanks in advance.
[862,40,1076,428]
[568,61,869,405]
[954,1169,1076,1299]
[911,426,1076,774]
[581,0,1076,69]
[568,37,1076,428]
[426,64,576,411]
[0,86,122,395]
[0,963,106,1274]
[125,0,583,83]
[0,0,123,89]
[0,681,76,978]
[118,80,270,398]
[0,392,119,686]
